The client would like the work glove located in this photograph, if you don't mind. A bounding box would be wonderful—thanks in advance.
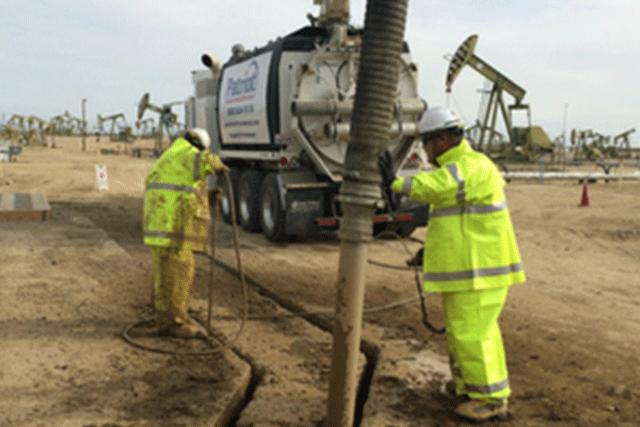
[210,187,223,203]
[216,164,230,177]
[378,150,396,189]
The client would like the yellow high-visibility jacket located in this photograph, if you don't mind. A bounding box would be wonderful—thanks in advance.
[391,139,525,292]
[143,137,226,253]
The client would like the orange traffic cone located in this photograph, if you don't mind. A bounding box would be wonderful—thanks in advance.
[579,184,590,207]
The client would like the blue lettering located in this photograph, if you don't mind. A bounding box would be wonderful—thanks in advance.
[226,61,260,98]
[227,105,254,116]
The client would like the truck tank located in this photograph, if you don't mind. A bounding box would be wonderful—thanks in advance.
[196,3,429,241]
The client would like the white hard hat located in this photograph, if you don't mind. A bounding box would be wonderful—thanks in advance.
[188,128,211,150]
[418,106,464,135]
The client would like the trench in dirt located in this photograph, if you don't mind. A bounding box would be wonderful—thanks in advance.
[53,198,383,426]
[213,258,379,427]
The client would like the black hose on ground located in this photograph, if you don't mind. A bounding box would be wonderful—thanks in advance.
[369,230,445,334]
[122,176,444,355]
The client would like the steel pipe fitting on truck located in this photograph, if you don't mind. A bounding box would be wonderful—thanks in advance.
[291,98,426,116]
[324,121,419,140]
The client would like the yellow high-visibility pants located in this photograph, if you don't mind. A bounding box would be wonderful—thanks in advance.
[150,246,195,330]
[442,287,510,403]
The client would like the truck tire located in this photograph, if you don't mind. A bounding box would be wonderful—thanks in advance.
[260,173,287,242]
[237,169,262,232]
[219,168,240,224]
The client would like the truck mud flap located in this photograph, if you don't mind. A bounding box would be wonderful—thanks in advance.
[285,187,326,237]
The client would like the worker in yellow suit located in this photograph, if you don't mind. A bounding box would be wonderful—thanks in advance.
[143,128,229,338]
[379,107,525,422]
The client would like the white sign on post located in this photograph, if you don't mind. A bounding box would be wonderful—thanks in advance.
[95,165,109,190]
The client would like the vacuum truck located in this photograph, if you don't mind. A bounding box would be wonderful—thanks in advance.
[186,0,430,241]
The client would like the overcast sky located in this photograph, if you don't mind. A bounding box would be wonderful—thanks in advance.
[1,0,638,145]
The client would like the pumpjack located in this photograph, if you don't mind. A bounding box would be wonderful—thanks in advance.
[137,93,183,154]
[135,117,155,138]
[446,35,553,162]
[97,113,134,143]
[571,129,602,162]
[50,111,82,136]
[571,128,636,161]
[5,114,26,144]
[27,116,51,146]
[612,128,635,158]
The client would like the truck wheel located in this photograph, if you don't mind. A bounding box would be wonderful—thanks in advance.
[219,168,239,224]
[260,174,287,242]
[238,169,262,232]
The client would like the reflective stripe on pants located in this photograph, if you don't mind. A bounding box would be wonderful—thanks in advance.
[151,246,195,330]
[442,286,510,402]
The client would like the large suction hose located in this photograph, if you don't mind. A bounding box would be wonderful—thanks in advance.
[326,1,409,426]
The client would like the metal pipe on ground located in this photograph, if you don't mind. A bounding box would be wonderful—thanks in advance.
[502,171,640,181]
[325,0,409,426]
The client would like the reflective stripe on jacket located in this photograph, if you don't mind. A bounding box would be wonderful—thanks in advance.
[391,139,525,292]
[143,137,225,252]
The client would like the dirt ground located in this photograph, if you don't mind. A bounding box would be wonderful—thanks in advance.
[1,136,639,426]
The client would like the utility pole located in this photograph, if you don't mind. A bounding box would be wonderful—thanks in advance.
[82,98,87,152]
[562,103,568,169]
[325,0,409,426]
